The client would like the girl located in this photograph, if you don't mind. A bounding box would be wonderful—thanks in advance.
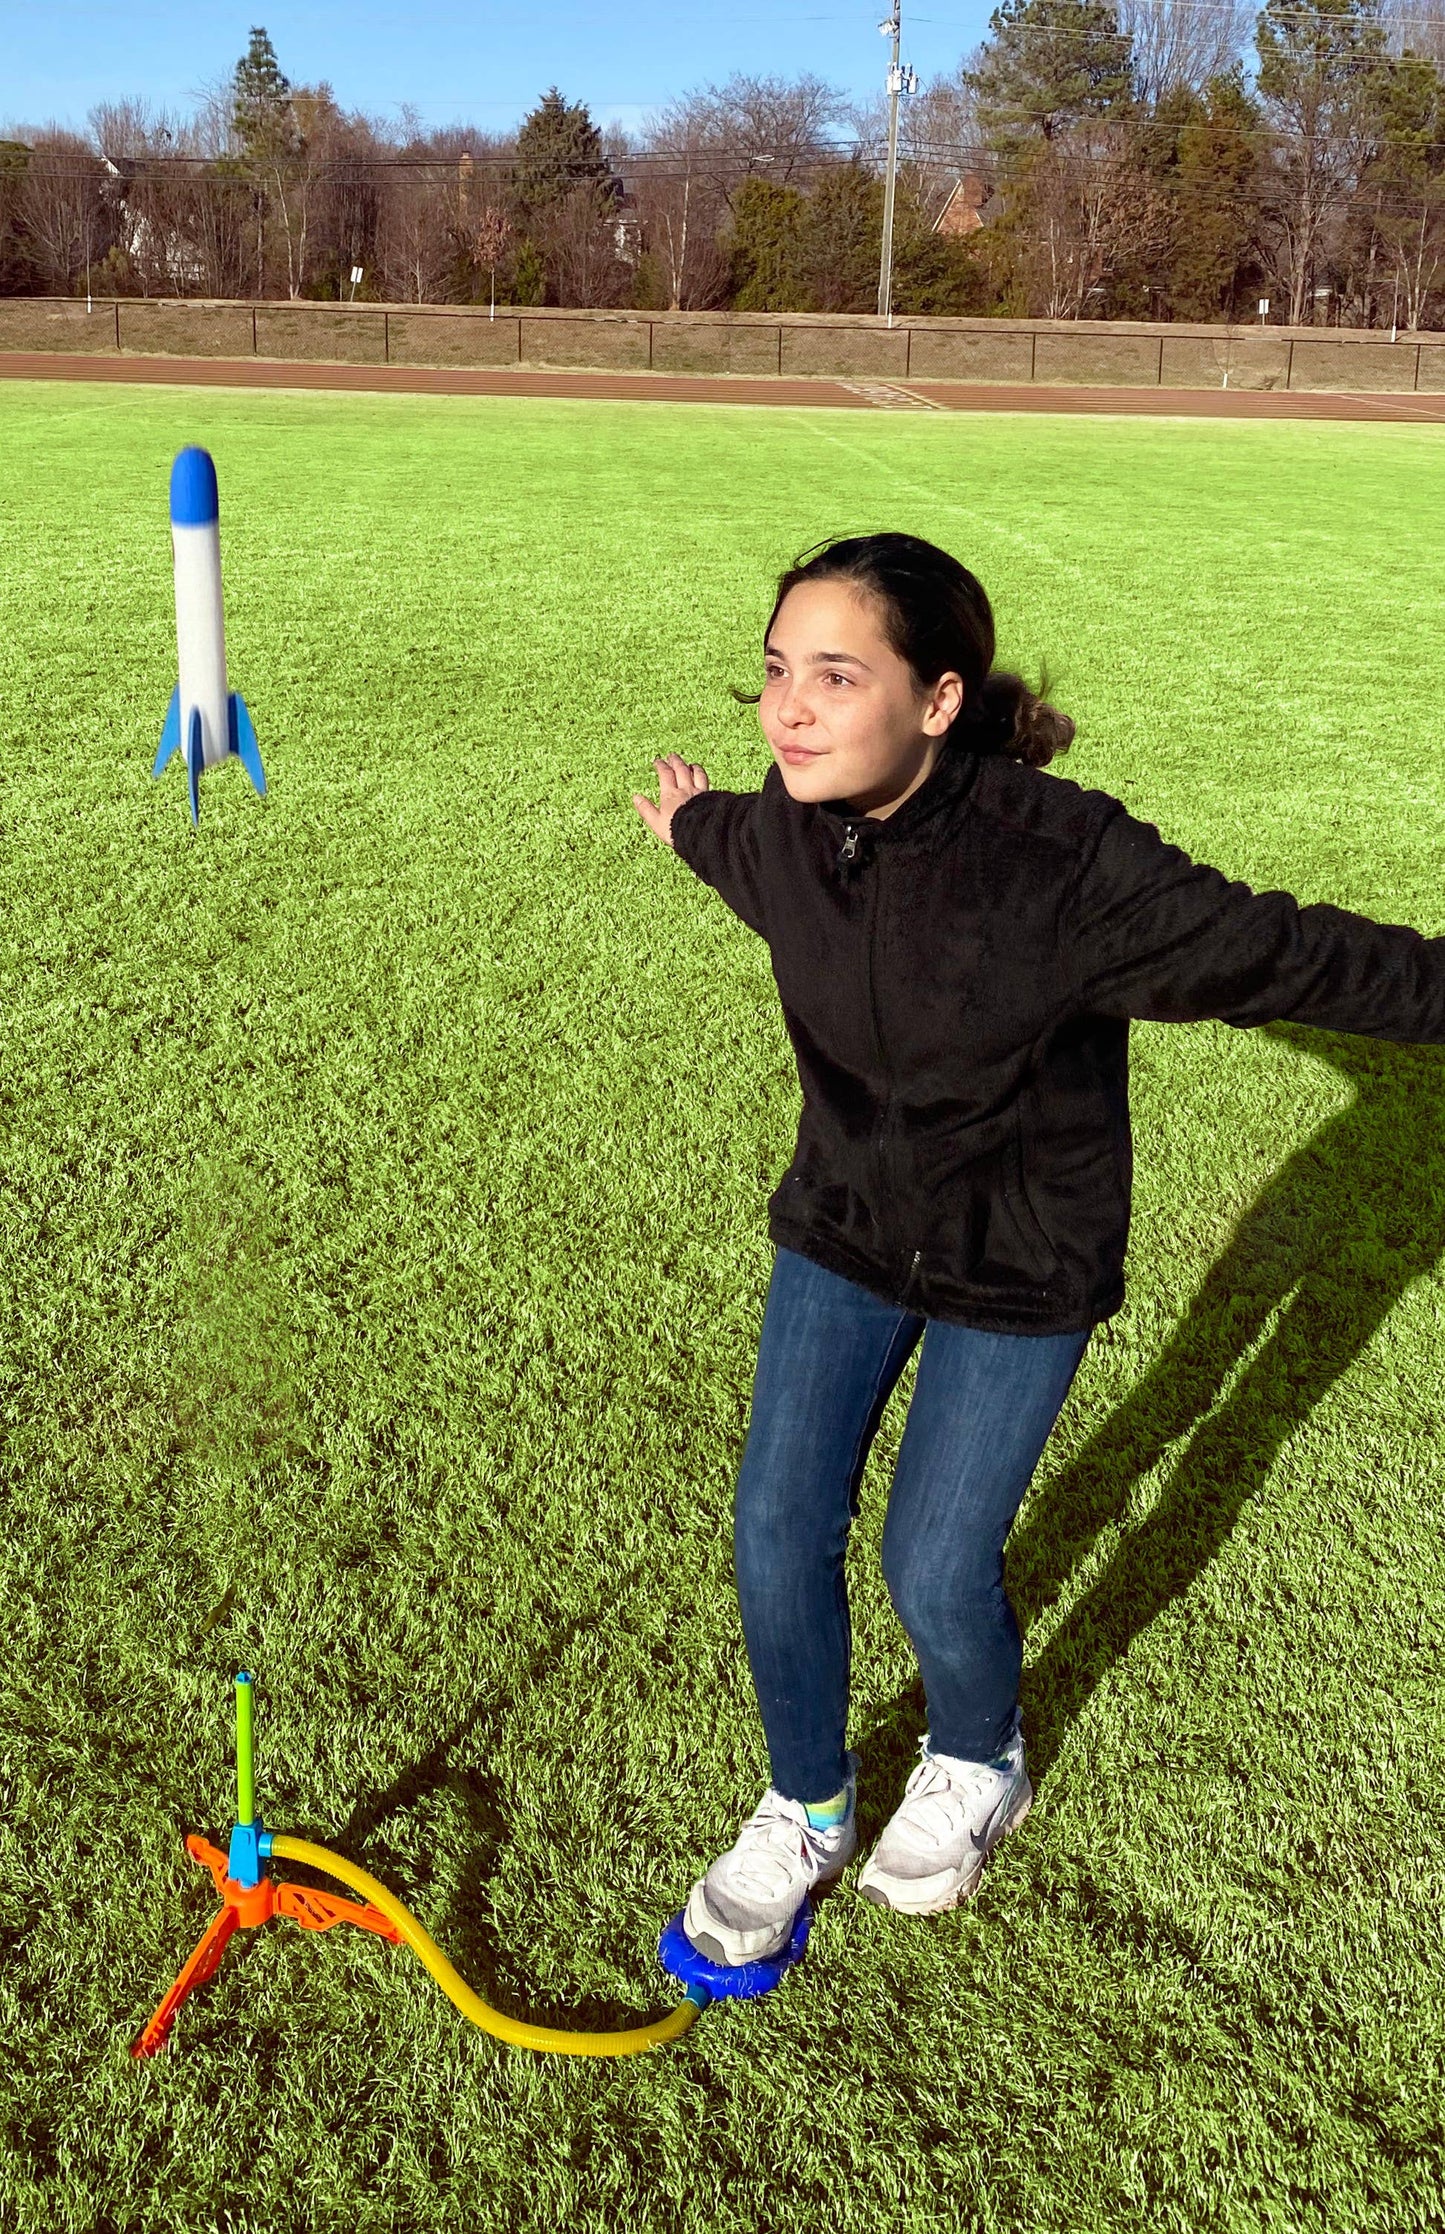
[630,533,1445,1968]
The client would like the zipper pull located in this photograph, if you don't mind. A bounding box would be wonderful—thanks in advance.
[839,822,860,864]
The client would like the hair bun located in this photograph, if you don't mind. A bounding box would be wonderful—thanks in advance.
[967,668,1075,768]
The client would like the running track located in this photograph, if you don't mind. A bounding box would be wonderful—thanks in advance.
[3,350,1443,424]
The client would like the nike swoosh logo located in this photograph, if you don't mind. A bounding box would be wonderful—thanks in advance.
[969,1796,1014,1852]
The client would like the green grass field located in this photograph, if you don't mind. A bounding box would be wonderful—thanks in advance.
[2,379,1444,2234]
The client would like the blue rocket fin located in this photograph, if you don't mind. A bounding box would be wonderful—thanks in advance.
[227,693,266,798]
[152,685,181,778]
[186,705,204,827]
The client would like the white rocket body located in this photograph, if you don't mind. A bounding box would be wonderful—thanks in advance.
[173,517,232,772]
[152,446,265,823]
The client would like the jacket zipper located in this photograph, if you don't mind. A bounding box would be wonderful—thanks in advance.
[850,823,885,1075]
[841,819,920,1300]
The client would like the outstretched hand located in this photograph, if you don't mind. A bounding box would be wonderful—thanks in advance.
[632,754,710,848]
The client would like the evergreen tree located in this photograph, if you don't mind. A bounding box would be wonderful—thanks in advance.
[967,0,1135,147]
[1168,73,1267,318]
[514,88,607,216]
[508,238,544,304]
[1354,49,1445,325]
[791,166,987,316]
[891,186,993,315]
[727,176,810,309]
[231,26,297,160]
[1104,75,1264,316]
[800,163,882,311]
[0,141,36,294]
[1255,0,1387,103]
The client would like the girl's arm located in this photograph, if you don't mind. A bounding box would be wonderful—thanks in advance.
[633,754,770,940]
[1067,801,1445,1043]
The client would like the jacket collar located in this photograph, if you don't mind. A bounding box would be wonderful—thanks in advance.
[808,737,983,847]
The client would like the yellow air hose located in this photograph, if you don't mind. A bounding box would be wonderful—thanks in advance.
[268,1835,706,2058]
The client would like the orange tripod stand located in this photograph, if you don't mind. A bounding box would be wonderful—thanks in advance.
[131,1674,400,2059]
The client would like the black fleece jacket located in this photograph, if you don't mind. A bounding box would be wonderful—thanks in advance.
[670,739,1445,1335]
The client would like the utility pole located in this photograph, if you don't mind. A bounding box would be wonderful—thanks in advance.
[876,8,918,322]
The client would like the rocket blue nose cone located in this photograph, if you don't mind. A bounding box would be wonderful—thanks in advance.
[170,446,219,527]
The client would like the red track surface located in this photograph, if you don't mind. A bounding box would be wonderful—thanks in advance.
[2,349,1443,423]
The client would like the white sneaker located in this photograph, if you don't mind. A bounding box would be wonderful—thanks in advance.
[856,1724,1032,1914]
[684,1757,859,1967]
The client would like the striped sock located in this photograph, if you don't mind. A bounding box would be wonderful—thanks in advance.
[803,1788,849,1831]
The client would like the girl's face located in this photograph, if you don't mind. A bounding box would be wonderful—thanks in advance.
[759,579,965,820]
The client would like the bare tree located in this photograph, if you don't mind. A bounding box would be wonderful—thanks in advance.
[1003,122,1172,315]
[313,116,386,298]
[1345,43,1445,324]
[1120,0,1255,104]
[1255,0,1390,324]
[376,162,456,301]
[1381,175,1445,323]
[627,163,732,306]
[259,84,351,299]
[909,63,991,224]
[646,73,847,208]
[179,165,256,298]
[635,71,846,306]
[90,102,219,295]
[539,183,632,305]
[1381,0,1445,63]
[17,131,106,293]
[1358,159,1445,326]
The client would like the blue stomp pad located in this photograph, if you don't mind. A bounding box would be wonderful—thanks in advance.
[657,1902,811,2001]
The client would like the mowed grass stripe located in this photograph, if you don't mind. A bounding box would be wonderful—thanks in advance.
[1,383,1443,2234]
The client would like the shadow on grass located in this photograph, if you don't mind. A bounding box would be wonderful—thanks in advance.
[856,1027,1445,1820]
[290,1596,684,2034]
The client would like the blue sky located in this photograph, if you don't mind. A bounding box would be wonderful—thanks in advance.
[3,2,994,139]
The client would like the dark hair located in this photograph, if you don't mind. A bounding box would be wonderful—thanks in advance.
[736,532,1075,769]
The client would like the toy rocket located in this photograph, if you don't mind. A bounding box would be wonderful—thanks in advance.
[152,446,266,825]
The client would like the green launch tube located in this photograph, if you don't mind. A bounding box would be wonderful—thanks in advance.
[235,1672,255,1826]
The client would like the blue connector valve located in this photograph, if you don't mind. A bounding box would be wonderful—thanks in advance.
[226,1817,270,1888]
[657,1902,811,2001]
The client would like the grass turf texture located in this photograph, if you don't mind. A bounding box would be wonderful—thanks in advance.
[1,380,1443,2234]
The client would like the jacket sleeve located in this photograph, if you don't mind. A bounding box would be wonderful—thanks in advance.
[668,787,769,939]
[1066,801,1445,1043]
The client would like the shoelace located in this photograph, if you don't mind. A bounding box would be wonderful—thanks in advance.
[724,1789,841,1901]
[895,1739,1002,1854]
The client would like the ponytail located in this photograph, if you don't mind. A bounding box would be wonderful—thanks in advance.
[961,665,1076,768]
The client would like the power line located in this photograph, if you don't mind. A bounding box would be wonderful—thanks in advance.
[19,111,1443,175]
[944,22,1444,48]
[916,1,1445,25]
[11,55,1442,175]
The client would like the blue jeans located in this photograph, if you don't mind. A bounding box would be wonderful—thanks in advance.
[734,1247,1091,1803]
